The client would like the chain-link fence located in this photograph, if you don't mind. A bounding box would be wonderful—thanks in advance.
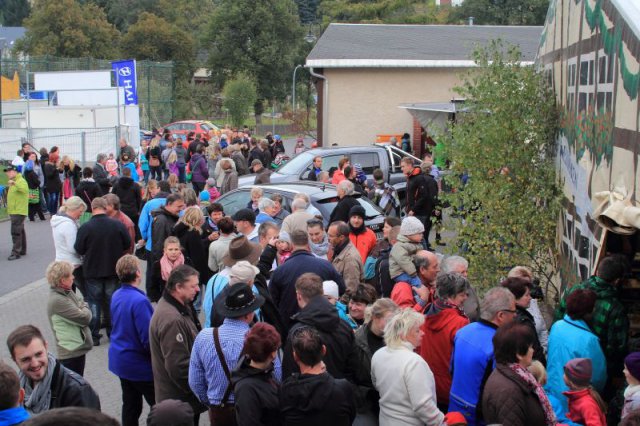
[0,56,175,130]
[0,126,135,166]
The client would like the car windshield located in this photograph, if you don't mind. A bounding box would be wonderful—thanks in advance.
[276,152,314,175]
[315,195,383,219]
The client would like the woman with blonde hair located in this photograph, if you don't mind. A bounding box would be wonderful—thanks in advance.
[148,137,163,181]
[51,196,87,294]
[350,298,399,423]
[60,155,81,200]
[172,206,210,309]
[371,309,445,425]
[46,260,93,376]
[167,173,179,193]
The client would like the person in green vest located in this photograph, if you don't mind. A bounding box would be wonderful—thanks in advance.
[5,164,29,260]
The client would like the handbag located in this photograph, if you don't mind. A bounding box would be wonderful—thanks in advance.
[208,327,237,426]
[149,156,160,167]
[28,188,40,204]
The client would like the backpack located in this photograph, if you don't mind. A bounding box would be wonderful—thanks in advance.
[373,247,395,297]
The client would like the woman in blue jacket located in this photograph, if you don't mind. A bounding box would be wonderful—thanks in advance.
[545,288,606,416]
[109,255,155,426]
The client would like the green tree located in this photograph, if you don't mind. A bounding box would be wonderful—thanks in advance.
[120,12,195,79]
[320,0,412,23]
[16,0,120,59]
[0,0,31,26]
[449,0,549,25]
[206,0,303,122]
[223,73,257,128]
[441,41,560,292]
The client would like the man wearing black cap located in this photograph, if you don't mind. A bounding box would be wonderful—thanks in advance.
[5,165,29,260]
[189,284,272,425]
[232,208,259,242]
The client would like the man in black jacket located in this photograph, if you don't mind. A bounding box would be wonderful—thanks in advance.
[74,197,131,344]
[280,325,356,426]
[150,193,185,260]
[328,180,360,225]
[400,157,437,249]
[7,325,100,415]
[282,273,354,379]
[269,231,345,333]
[93,153,111,195]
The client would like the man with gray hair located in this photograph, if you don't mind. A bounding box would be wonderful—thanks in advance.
[441,255,481,321]
[329,180,359,224]
[255,198,277,225]
[294,192,321,216]
[281,197,314,235]
[448,287,517,426]
[93,153,111,194]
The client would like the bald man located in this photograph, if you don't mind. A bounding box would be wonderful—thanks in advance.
[390,249,440,313]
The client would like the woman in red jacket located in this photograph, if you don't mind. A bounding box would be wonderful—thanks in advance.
[419,272,470,410]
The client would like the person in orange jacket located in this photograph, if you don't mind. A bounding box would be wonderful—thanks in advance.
[348,205,376,263]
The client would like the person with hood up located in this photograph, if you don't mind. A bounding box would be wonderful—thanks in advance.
[111,166,142,228]
[280,325,356,426]
[419,273,470,410]
[232,322,282,426]
[189,145,209,192]
[348,205,376,263]
[282,273,354,379]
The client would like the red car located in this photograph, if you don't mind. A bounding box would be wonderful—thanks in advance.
[161,120,220,142]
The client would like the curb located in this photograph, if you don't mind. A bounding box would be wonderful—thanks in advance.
[0,277,47,307]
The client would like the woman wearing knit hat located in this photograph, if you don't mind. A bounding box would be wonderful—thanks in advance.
[622,352,640,420]
[563,358,607,426]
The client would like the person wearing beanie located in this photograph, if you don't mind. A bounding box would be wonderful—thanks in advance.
[323,280,357,329]
[388,216,425,288]
[563,358,607,426]
[348,205,377,263]
[623,352,640,420]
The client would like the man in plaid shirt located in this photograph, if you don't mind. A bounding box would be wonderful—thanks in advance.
[555,255,630,380]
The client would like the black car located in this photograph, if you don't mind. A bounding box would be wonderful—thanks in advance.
[216,182,386,238]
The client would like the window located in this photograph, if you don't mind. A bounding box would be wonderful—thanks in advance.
[350,153,380,175]
[596,50,614,112]
[219,190,252,217]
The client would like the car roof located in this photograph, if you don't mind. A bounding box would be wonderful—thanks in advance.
[241,182,339,197]
[302,145,386,156]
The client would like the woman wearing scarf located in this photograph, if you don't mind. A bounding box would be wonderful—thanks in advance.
[150,237,193,301]
[307,218,330,259]
[482,321,557,426]
[419,273,470,411]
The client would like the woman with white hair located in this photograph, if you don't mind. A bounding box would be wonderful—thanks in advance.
[51,196,87,294]
[329,179,359,224]
[371,309,446,426]
[46,260,93,376]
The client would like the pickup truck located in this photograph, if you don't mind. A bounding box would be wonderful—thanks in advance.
[238,143,421,205]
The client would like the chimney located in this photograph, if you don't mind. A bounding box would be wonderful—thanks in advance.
[468,16,474,26]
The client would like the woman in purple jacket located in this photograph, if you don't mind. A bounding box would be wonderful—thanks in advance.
[189,144,209,192]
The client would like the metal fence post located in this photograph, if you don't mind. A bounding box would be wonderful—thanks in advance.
[81,131,86,167]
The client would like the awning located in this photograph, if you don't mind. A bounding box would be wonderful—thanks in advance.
[399,101,468,131]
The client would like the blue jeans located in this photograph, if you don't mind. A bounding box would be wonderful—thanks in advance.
[85,277,119,340]
[47,191,59,215]
[177,164,186,184]
[142,169,150,184]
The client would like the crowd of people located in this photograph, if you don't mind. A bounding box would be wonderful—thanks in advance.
[2,131,640,426]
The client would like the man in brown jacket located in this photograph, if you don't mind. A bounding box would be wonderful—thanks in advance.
[328,221,363,293]
[149,264,205,423]
[252,159,271,184]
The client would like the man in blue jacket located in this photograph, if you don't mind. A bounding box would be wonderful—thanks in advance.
[269,229,345,333]
[448,287,516,426]
[109,254,155,426]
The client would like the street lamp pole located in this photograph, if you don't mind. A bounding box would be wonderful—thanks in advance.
[0,38,6,129]
[292,64,302,112]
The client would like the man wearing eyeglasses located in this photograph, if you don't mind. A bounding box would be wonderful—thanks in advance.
[448,287,517,426]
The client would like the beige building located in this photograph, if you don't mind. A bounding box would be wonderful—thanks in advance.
[306,23,542,155]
